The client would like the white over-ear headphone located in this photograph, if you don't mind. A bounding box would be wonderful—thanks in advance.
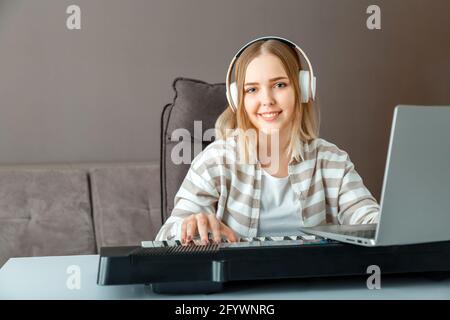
[225,36,316,113]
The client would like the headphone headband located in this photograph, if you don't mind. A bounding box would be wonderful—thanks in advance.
[225,36,315,112]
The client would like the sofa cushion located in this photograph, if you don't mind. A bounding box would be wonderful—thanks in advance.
[0,169,96,267]
[162,77,227,220]
[166,77,227,137]
[90,165,161,248]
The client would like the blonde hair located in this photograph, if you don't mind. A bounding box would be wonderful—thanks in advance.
[215,39,320,163]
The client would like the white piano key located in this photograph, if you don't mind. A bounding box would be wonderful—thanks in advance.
[274,240,304,247]
[271,236,285,241]
[141,241,154,248]
[222,241,261,248]
[193,239,207,245]
[152,241,166,247]
[301,235,318,240]
[166,240,178,247]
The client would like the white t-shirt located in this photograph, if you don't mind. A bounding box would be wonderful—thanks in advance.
[257,168,304,237]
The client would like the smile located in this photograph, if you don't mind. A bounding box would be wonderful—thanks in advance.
[257,111,282,121]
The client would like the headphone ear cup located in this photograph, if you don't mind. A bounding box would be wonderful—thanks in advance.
[230,82,238,110]
[311,75,316,101]
[299,70,310,103]
[299,70,317,103]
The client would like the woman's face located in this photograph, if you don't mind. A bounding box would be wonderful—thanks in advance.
[243,53,296,135]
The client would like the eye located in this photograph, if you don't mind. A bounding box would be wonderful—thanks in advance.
[245,87,257,94]
[274,82,287,88]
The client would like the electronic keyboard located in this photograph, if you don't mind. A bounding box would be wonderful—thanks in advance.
[97,235,450,294]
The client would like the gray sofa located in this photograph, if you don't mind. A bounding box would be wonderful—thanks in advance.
[0,164,161,267]
[0,77,227,267]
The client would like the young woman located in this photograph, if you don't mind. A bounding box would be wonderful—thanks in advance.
[156,37,379,244]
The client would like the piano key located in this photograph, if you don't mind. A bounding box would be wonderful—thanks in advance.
[258,239,304,247]
[141,241,154,248]
[271,236,285,241]
[152,241,166,247]
[193,239,208,245]
[219,237,333,249]
[221,241,261,249]
[166,240,178,247]
[175,240,182,246]
[301,235,318,240]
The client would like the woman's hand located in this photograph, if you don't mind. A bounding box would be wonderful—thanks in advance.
[181,213,238,245]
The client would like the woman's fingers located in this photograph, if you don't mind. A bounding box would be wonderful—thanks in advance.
[180,219,187,244]
[220,221,238,242]
[184,215,197,244]
[181,213,238,245]
[195,213,210,245]
[207,214,222,243]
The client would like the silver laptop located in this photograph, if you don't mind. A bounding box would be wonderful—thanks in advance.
[299,105,450,247]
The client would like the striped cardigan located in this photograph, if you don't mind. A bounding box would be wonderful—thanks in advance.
[155,136,380,240]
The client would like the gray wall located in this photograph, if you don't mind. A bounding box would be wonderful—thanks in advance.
[0,0,449,200]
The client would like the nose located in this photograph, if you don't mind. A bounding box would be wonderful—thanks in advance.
[260,88,275,106]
